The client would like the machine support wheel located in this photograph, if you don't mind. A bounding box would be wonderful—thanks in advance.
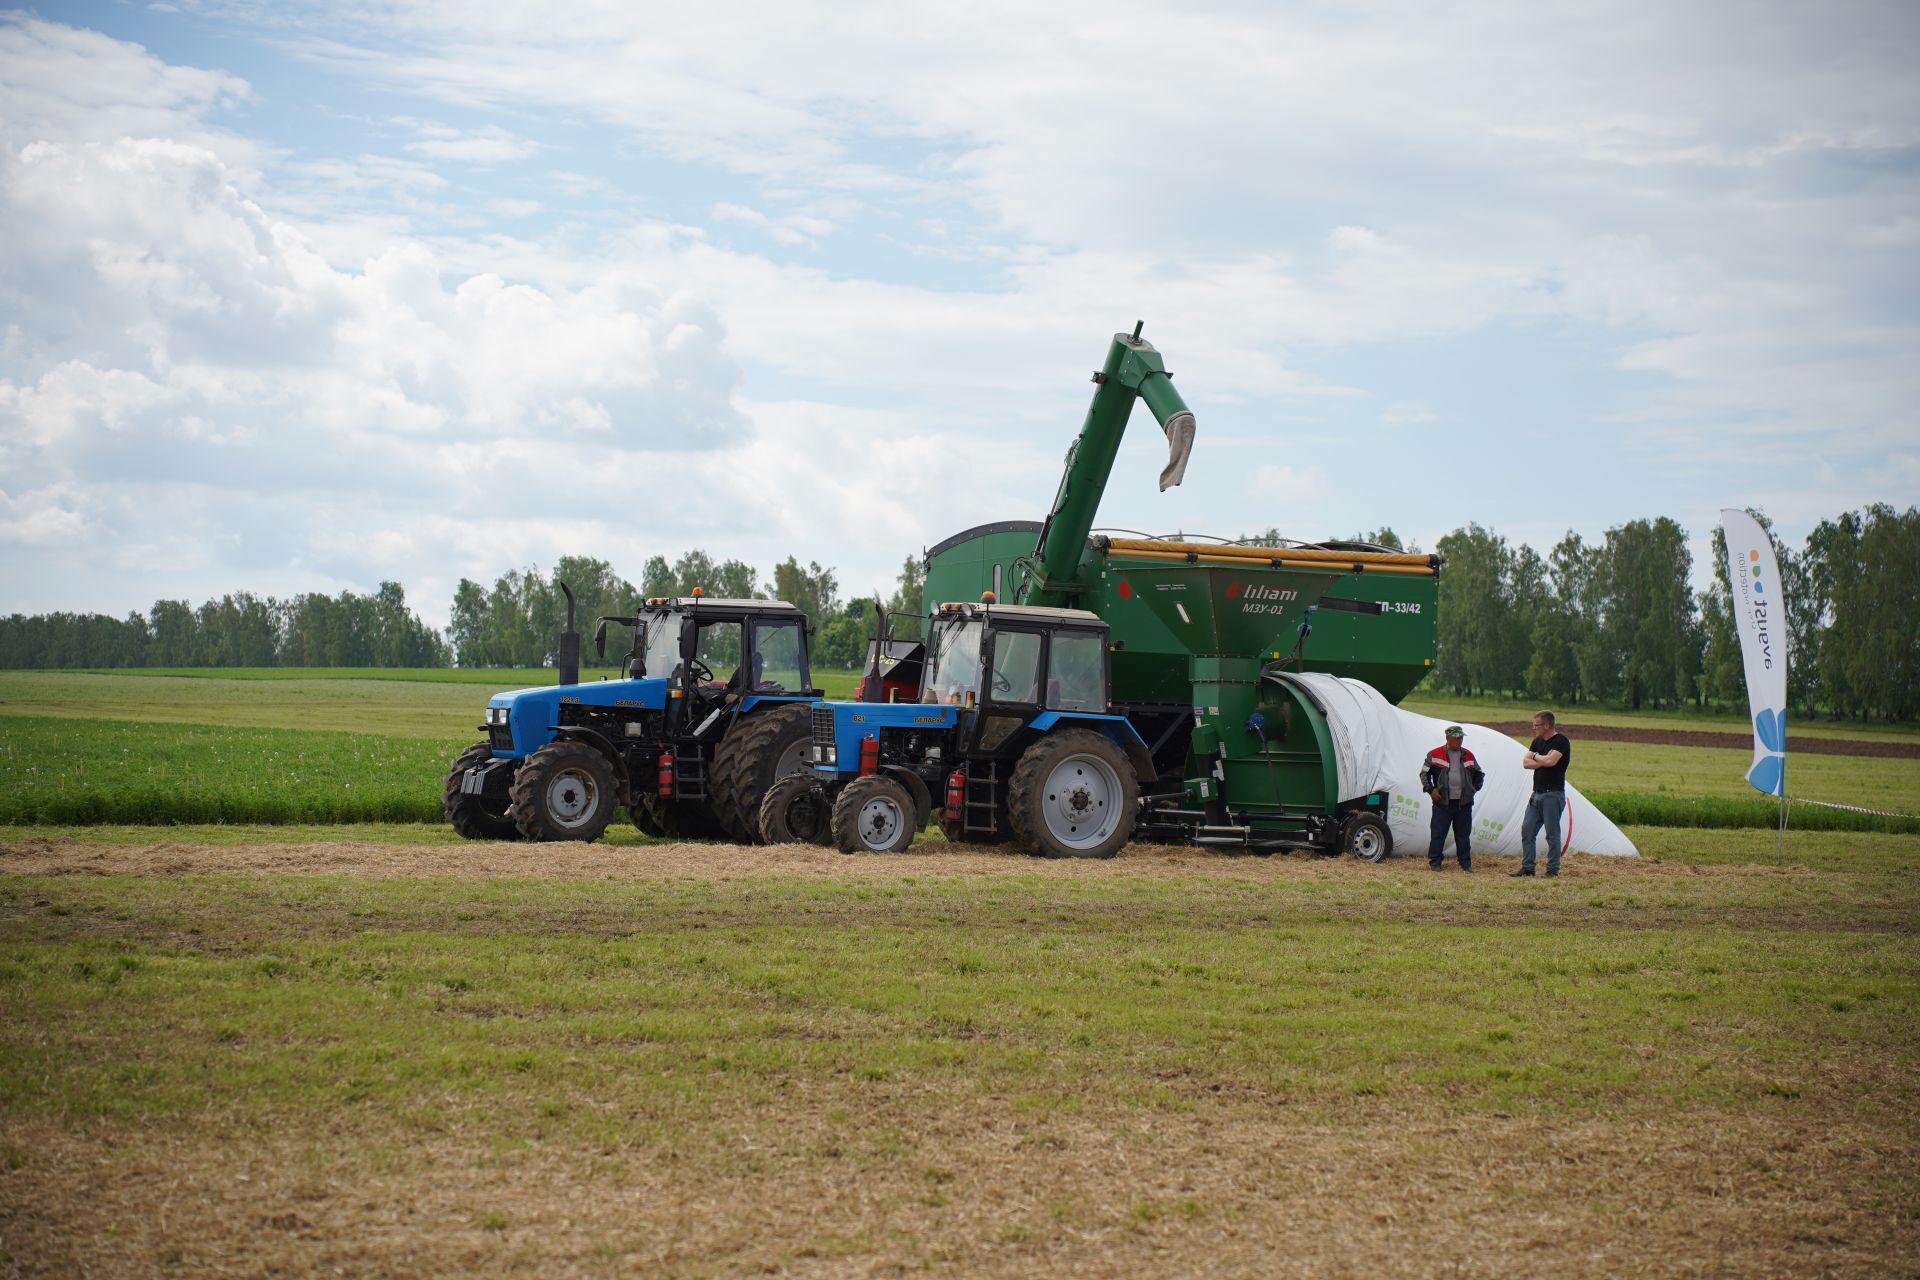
[1342,812,1393,862]
[510,741,618,843]
[1006,729,1137,859]
[444,743,522,841]
[830,775,919,854]
[709,704,816,843]
[758,774,835,846]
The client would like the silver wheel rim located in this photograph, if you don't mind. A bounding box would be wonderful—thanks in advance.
[544,767,599,831]
[1352,823,1384,861]
[775,739,811,778]
[856,793,906,851]
[1040,753,1122,851]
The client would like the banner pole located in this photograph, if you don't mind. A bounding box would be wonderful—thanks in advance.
[1777,756,1787,865]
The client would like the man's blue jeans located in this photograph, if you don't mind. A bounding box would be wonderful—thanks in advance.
[1521,790,1566,874]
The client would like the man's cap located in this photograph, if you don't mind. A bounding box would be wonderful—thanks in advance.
[1444,725,1464,737]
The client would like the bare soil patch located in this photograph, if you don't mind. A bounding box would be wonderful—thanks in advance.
[1484,721,1920,758]
[0,833,1662,883]
[3,1100,1911,1279]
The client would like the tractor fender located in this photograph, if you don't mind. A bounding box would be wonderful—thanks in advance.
[1027,711,1155,780]
[879,765,934,830]
[549,725,633,803]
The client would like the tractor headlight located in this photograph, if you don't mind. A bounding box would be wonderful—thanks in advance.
[813,744,837,765]
[486,707,508,725]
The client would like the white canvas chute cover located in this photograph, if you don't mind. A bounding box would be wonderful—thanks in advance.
[1275,673,1638,858]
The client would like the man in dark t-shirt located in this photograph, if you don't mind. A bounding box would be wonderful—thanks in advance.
[1516,711,1572,877]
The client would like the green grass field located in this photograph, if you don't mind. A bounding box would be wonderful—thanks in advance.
[1,825,1913,1275]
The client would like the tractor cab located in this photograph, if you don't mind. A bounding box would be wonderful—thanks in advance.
[919,600,1112,730]
[602,597,816,726]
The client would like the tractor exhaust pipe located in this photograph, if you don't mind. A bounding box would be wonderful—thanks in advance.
[557,582,581,687]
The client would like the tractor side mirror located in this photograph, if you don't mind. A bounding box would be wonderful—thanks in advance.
[680,619,699,662]
[593,619,608,659]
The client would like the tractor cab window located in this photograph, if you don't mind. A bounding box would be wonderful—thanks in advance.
[1046,631,1106,711]
[752,618,806,693]
[693,620,743,686]
[987,630,1041,704]
[640,615,684,680]
[921,619,984,705]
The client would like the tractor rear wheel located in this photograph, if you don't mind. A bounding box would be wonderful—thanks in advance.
[444,743,522,841]
[510,741,617,843]
[710,704,815,842]
[1007,730,1136,859]
[1341,812,1393,862]
[830,775,918,854]
[758,774,834,845]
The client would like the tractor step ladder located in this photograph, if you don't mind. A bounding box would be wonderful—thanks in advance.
[963,769,999,836]
[673,746,708,800]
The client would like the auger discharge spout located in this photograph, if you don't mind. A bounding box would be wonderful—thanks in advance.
[1022,326,1195,607]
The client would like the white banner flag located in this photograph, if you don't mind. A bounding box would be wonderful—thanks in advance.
[1720,508,1788,796]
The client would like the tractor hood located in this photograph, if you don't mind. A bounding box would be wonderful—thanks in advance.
[812,701,960,774]
[488,676,668,757]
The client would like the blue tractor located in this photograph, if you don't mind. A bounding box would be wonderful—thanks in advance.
[759,600,1154,858]
[444,589,822,843]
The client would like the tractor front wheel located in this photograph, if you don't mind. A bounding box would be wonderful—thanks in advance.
[759,774,834,845]
[830,775,919,854]
[1007,730,1137,859]
[443,743,522,841]
[510,741,618,843]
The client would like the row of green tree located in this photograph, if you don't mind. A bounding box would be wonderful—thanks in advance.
[0,583,448,670]
[6,507,1910,717]
[444,552,925,671]
[1432,504,1918,721]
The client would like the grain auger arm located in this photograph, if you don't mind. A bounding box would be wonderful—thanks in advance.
[1021,322,1195,608]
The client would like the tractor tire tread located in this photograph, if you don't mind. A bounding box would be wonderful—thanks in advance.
[444,742,522,841]
[830,775,918,854]
[711,704,814,843]
[509,741,617,843]
[758,773,834,845]
[1006,728,1137,860]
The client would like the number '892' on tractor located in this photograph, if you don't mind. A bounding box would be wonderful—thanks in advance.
[444,588,822,844]
[759,600,1155,858]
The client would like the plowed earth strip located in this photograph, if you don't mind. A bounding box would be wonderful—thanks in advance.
[1483,721,1920,757]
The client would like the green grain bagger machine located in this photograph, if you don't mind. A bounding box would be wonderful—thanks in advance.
[919,324,1442,855]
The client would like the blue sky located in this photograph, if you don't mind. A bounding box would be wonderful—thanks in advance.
[2,1,1915,628]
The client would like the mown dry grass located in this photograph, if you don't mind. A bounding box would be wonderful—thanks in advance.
[2,832,1916,1278]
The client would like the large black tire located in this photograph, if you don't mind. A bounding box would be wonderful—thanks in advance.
[510,741,618,843]
[1342,812,1393,863]
[444,743,522,841]
[709,704,816,843]
[830,775,918,854]
[758,773,834,845]
[1006,729,1137,859]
